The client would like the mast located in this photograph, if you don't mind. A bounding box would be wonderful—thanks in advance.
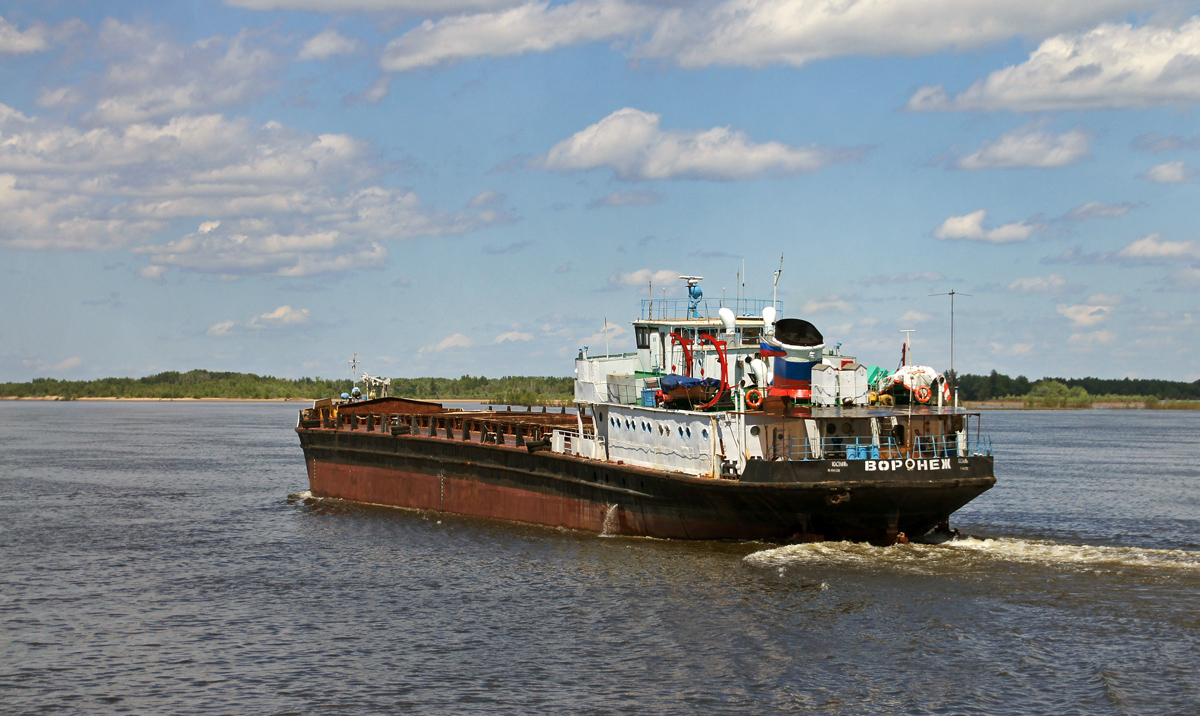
[772,253,784,311]
[930,289,972,400]
[899,330,916,367]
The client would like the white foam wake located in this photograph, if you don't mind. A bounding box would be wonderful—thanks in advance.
[745,537,1200,572]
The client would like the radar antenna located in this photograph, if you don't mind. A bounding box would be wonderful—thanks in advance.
[679,275,704,318]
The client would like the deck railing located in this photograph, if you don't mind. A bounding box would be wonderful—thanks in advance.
[551,429,607,460]
[639,298,782,320]
[768,434,992,460]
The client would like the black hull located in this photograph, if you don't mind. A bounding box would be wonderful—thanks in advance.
[297,427,995,544]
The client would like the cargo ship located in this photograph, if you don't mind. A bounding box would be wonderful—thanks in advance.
[296,279,994,544]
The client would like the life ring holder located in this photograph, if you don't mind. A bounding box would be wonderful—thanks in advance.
[745,388,764,410]
[915,385,931,403]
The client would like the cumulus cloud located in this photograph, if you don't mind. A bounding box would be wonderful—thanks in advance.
[908,18,1200,112]
[494,331,533,343]
[0,107,506,272]
[0,14,49,53]
[252,305,311,327]
[299,29,361,60]
[420,333,473,353]
[952,125,1092,170]
[801,296,853,313]
[610,268,677,287]
[1008,274,1067,293]
[56,20,286,124]
[228,0,523,11]
[899,310,931,324]
[139,265,168,282]
[371,0,1161,70]
[589,189,663,208]
[540,108,865,181]
[640,0,1159,68]
[345,76,392,105]
[1064,201,1133,221]
[1140,160,1194,183]
[933,210,1036,243]
[207,320,237,337]
[53,357,82,371]
[208,305,310,336]
[860,271,944,285]
[1057,301,1115,327]
[380,0,653,72]
[1114,234,1200,263]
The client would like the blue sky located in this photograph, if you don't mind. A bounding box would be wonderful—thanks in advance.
[2,0,1199,383]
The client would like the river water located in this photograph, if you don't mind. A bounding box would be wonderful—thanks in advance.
[1,402,1197,715]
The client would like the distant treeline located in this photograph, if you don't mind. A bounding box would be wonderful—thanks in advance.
[954,370,1200,402]
[0,370,575,404]
[5,368,1198,406]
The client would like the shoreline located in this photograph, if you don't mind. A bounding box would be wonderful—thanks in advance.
[0,396,570,405]
[0,396,313,403]
[4,396,1195,409]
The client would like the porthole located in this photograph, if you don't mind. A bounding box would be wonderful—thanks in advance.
[701,429,709,440]
[678,426,684,437]
[686,427,692,439]
[750,426,761,437]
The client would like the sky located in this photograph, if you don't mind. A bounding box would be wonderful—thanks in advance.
[2,0,1199,383]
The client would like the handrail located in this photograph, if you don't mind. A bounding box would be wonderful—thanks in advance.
[767,434,992,461]
[640,298,782,320]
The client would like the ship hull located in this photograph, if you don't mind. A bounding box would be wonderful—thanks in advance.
[297,426,994,543]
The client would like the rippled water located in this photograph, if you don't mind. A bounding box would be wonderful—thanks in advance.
[1,402,1198,715]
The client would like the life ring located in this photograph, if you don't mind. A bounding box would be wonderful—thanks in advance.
[745,388,764,409]
[915,385,931,403]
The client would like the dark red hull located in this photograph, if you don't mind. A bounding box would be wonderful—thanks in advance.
[297,424,994,543]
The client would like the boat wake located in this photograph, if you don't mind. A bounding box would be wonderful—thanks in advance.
[745,537,1200,573]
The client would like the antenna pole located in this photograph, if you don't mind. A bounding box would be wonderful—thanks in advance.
[898,330,916,366]
[930,289,972,398]
[772,253,784,310]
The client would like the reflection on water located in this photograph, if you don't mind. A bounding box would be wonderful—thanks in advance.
[1,402,1198,715]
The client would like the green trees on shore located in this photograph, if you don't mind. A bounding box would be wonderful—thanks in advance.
[952,370,1200,404]
[0,370,574,404]
[4,368,1198,406]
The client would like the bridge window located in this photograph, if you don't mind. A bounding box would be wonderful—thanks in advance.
[635,325,652,349]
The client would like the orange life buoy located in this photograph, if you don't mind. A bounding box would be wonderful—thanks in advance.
[915,385,931,402]
[745,388,764,409]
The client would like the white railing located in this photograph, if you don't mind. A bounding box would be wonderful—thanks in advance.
[551,430,607,461]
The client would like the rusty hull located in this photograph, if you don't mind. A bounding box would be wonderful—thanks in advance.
[296,406,994,544]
